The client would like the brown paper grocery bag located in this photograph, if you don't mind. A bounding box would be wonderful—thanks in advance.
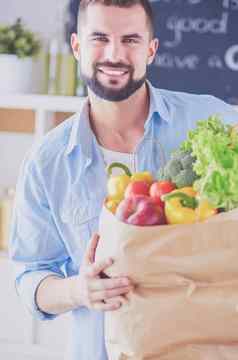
[96,206,238,360]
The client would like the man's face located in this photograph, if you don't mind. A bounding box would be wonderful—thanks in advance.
[71,4,159,102]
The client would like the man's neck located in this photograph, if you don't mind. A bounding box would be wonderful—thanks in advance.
[88,83,150,153]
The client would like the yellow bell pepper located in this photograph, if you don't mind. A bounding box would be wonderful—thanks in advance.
[130,171,153,184]
[196,198,218,221]
[105,197,121,214]
[106,162,132,201]
[163,187,217,225]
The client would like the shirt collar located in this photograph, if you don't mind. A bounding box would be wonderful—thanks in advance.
[65,80,170,157]
[145,80,170,127]
[65,97,93,158]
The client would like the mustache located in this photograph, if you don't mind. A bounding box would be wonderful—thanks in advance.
[95,62,132,71]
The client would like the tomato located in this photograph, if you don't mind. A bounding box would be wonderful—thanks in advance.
[149,181,176,207]
[125,180,150,198]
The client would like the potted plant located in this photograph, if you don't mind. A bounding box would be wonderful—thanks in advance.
[0,18,41,94]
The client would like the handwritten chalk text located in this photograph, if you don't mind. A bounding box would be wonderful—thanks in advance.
[164,12,229,48]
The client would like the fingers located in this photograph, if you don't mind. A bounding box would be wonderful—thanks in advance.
[93,300,121,311]
[86,258,113,278]
[90,285,133,302]
[93,293,131,312]
[84,233,100,264]
[80,233,134,312]
[90,277,131,291]
[105,295,128,306]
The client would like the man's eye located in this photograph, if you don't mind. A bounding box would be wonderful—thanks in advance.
[123,38,138,44]
[92,37,108,42]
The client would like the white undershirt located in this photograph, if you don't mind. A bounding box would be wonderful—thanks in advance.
[99,145,136,174]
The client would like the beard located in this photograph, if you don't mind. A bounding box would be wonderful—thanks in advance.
[80,61,146,102]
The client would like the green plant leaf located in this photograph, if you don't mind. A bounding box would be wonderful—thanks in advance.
[0,18,41,58]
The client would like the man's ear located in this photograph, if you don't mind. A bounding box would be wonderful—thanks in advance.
[71,33,80,61]
[147,38,159,66]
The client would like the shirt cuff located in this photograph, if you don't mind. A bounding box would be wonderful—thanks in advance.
[16,270,65,321]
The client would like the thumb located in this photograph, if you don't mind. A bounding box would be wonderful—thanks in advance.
[84,233,100,265]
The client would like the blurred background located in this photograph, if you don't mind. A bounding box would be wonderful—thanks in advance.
[0,2,82,360]
[0,0,237,359]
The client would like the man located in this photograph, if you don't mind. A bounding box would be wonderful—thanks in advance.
[9,0,238,359]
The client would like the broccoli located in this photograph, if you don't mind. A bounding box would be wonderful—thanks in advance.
[164,158,183,179]
[158,149,198,188]
[180,153,194,169]
[173,169,198,188]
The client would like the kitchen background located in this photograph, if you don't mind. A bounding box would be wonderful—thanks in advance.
[0,1,83,360]
[0,1,238,359]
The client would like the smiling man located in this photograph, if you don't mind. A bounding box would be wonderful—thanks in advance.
[9,0,238,359]
[71,0,159,153]
[74,1,156,103]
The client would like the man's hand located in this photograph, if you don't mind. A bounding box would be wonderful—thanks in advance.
[71,233,134,311]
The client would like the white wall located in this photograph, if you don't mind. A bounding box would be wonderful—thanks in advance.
[0,5,71,357]
[0,0,70,39]
[0,1,70,191]
[0,132,34,191]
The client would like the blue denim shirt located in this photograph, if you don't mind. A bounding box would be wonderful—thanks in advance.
[9,81,238,360]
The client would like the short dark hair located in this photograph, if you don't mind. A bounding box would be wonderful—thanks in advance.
[78,0,155,38]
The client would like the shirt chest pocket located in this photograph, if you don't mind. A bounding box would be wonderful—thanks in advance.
[60,190,104,251]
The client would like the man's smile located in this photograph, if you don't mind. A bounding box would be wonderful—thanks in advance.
[97,66,129,77]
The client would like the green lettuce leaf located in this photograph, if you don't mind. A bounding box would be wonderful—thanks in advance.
[181,115,238,211]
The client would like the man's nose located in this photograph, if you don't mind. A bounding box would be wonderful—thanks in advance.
[104,41,124,62]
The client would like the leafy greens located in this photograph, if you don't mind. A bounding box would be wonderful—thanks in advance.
[181,115,238,211]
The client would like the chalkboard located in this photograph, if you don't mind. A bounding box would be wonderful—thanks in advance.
[148,0,238,104]
[66,0,238,104]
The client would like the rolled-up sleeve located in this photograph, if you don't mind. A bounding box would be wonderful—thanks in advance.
[9,153,69,320]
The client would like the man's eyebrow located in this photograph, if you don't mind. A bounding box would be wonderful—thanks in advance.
[89,31,108,37]
[122,33,143,39]
[89,32,143,39]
